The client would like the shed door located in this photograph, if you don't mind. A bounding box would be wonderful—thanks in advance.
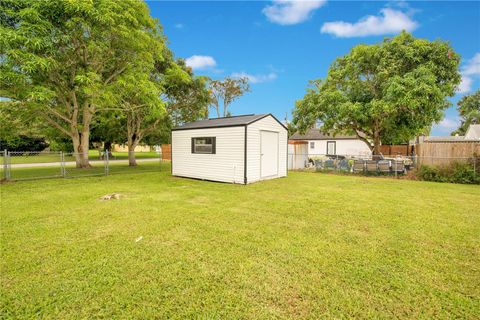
[260,130,279,178]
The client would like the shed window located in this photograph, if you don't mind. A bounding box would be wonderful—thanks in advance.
[192,137,216,154]
[310,141,315,149]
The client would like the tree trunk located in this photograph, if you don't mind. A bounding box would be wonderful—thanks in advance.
[127,139,139,166]
[69,105,92,168]
[78,133,91,168]
[71,133,83,168]
[70,132,89,168]
[372,131,382,158]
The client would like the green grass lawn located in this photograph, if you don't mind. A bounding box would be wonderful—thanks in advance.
[1,169,479,319]
[2,161,164,180]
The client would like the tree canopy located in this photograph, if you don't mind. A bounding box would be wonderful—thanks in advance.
[89,55,210,165]
[0,0,167,167]
[163,59,211,126]
[292,32,461,154]
[452,90,480,136]
[209,77,250,118]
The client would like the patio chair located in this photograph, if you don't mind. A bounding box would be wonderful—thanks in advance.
[378,160,391,173]
[337,159,350,171]
[365,160,378,173]
[392,160,405,173]
[353,160,365,173]
[313,159,323,171]
[324,159,335,170]
[372,153,385,161]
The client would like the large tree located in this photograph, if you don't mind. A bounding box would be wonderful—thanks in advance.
[90,56,210,166]
[209,77,250,118]
[293,32,461,155]
[163,59,211,126]
[452,90,480,136]
[118,69,167,166]
[0,0,164,167]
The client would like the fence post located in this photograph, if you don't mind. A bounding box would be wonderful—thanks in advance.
[105,150,109,176]
[3,149,8,180]
[395,158,398,179]
[474,156,476,180]
[60,151,66,177]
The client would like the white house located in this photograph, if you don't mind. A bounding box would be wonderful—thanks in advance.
[465,124,480,140]
[289,128,372,157]
[171,114,288,184]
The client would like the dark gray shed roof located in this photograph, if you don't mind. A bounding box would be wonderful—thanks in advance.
[172,114,287,131]
[290,128,358,140]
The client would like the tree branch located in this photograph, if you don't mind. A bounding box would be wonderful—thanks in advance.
[353,129,373,151]
[43,116,71,137]
[104,65,127,85]
[45,107,72,124]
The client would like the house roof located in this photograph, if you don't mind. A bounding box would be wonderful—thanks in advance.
[465,124,480,139]
[423,124,480,142]
[172,114,287,131]
[424,136,467,142]
[290,128,358,140]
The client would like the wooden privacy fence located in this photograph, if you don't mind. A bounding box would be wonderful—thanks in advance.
[161,144,171,160]
[416,141,480,166]
[379,145,412,156]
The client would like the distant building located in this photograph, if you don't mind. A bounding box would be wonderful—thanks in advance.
[465,124,480,140]
[420,124,480,142]
[289,128,371,157]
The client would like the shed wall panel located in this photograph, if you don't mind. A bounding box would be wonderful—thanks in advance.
[247,116,287,183]
[172,127,245,183]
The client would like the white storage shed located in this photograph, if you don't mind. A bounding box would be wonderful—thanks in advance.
[171,114,288,184]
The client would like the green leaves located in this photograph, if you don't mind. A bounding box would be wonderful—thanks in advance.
[452,90,480,135]
[293,31,461,152]
[209,77,250,118]
[0,0,177,165]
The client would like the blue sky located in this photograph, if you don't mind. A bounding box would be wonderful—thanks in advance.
[147,1,480,136]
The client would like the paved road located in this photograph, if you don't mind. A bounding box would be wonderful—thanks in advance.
[10,158,161,168]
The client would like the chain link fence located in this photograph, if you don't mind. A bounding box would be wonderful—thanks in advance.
[1,150,166,181]
[288,153,479,183]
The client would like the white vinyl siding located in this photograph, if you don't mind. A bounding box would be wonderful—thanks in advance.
[172,127,245,183]
[308,139,371,157]
[246,116,287,183]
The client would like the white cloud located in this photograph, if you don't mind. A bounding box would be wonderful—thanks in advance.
[458,53,480,93]
[437,117,460,131]
[458,76,473,94]
[231,72,278,84]
[320,8,418,37]
[174,23,184,29]
[463,53,480,76]
[263,0,326,25]
[432,116,461,135]
[185,55,216,70]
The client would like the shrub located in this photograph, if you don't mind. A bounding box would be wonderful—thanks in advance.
[417,161,479,184]
[468,153,480,176]
[0,135,49,152]
[450,162,478,184]
[48,138,74,152]
[417,165,444,182]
